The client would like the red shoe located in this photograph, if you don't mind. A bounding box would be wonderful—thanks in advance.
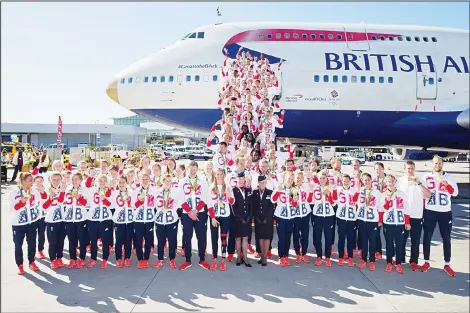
[220,260,227,271]
[247,245,255,254]
[86,259,97,268]
[67,259,76,269]
[295,255,302,264]
[29,262,39,271]
[315,257,322,266]
[369,262,376,271]
[375,252,382,261]
[279,257,287,267]
[76,259,84,269]
[396,264,404,274]
[38,251,46,260]
[410,262,418,272]
[181,248,185,257]
[385,263,393,273]
[153,260,164,269]
[348,258,355,267]
[124,259,131,268]
[227,254,234,262]
[116,259,123,268]
[359,260,367,269]
[420,262,431,272]
[199,260,210,270]
[303,255,310,263]
[444,265,455,277]
[143,260,150,268]
[169,259,177,269]
[267,250,273,259]
[56,258,64,268]
[18,264,25,275]
[325,258,332,267]
[100,260,108,269]
[254,252,261,258]
[51,260,59,270]
[285,257,292,266]
[137,260,144,269]
[179,261,192,271]
[210,260,218,271]
[338,258,344,266]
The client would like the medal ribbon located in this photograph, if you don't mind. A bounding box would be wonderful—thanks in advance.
[190,177,198,194]
[365,188,371,207]
[163,189,171,210]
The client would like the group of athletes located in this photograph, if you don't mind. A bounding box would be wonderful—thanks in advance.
[9,47,459,277]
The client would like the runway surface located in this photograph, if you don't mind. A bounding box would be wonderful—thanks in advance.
[1,161,469,312]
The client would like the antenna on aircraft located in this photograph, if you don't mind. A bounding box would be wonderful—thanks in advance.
[216,6,223,24]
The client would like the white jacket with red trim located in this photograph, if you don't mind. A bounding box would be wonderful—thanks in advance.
[63,186,88,223]
[111,189,133,224]
[10,187,47,226]
[380,190,411,225]
[154,187,180,225]
[87,186,114,222]
[333,187,359,222]
[207,184,231,218]
[355,187,383,223]
[177,176,209,214]
[311,186,336,217]
[132,185,159,223]
[423,172,458,212]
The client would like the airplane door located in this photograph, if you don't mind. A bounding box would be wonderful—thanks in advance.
[342,24,370,51]
[416,71,437,100]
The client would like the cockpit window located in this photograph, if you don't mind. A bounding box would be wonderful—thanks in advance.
[181,33,191,40]
[197,32,205,39]
[188,33,197,39]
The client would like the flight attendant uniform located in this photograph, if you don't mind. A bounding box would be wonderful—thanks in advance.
[10,187,45,273]
[154,186,180,267]
[311,185,335,266]
[208,184,231,268]
[251,185,274,240]
[112,188,133,267]
[228,184,252,238]
[63,186,89,268]
[132,185,158,268]
[43,187,67,268]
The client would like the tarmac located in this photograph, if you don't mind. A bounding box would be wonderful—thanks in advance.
[1,161,469,312]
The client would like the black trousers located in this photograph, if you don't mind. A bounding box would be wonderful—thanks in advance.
[133,222,154,261]
[46,221,66,261]
[359,221,378,262]
[13,221,38,265]
[181,212,208,262]
[155,221,178,260]
[423,210,452,263]
[11,165,20,182]
[115,223,134,260]
[37,218,46,252]
[65,221,88,260]
[293,215,310,255]
[384,224,405,265]
[210,216,230,258]
[337,219,357,259]
[88,220,113,261]
[1,165,7,181]
[402,217,423,264]
[313,215,334,259]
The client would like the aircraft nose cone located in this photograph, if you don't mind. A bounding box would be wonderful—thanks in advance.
[457,109,469,129]
[106,78,120,104]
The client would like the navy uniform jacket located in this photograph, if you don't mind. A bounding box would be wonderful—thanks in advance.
[251,188,274,225]
[230,187,252,225]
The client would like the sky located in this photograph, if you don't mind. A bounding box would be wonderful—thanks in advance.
[2,2,469,125]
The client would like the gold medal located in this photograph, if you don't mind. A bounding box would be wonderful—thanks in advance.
[99,190,105,197]
[72,190,77,198]
[408,177,414,185]
[163,208,168,214]
[323,186,329,195]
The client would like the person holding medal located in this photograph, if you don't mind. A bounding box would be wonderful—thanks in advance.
[178,161,210,271]
[86,174,114,269]
[42,171,67,269]
[212,141,235,173]
[310,172,336,267]
[292,170,312,264]
[153,174,179,269]
[207,169,231,271]
[151,162,163,188]
[32,174,48,260]
[112,176,134,268]
[10,172,46,274]
[380,175,410,274]
[372,162,387,261]
[63,172,89,269]
[356,173,383,271]
[132,170,158,269]
[421,155,459,276]
[397,160,431,271]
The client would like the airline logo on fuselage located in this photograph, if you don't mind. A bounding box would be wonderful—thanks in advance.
[178,64,219,69]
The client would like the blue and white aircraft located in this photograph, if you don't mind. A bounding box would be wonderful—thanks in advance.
[106,22,469,160]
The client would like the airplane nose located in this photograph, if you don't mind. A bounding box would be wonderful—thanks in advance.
[457,109,469,129]
[106,78,120,104]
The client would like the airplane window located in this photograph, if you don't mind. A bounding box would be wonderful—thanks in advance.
[258,33,264,39]
[177,75,183,83]
[342,75,347,83]
[120,78,125,84]
[328,34,334,40]
[406,36,411,41]
[370,76,375,83]
[311,34,316,39]
[186,75,191,82]
[276,33,281,39]
[144,76,149,83]
[152,76,157,83]
[128,77,133,83]
[428,77,434,85]
[337,34,342,40]
[197,32,205,39]
[181,33,191,40]
[371,36,377,40]
[360,76,366,83]
[415,36,420,42]
[398,36,403,41]
[380,36,385,40]
[388,77,393,83]
[389,37,394,41]
[302,33,307,39]
[169,75,174,82]
[188,33,196,39]
[423,37,429,42]
[323,75,329,82]
[319,34,325,39]
[195,75,200,82]
[284,33,290,39]
[160,76,165,82]
[379,76,384,83]
[212,75,217,81]
[351,76,357,83]
[267,33,272,39]
[431,37,437,42]
[203,75,209,82]
[332,75,338,83]
[293,33,299,39]
[313,75,320,82]
[135,77,141,84]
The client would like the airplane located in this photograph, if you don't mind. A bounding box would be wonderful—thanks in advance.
[105,22,469,160]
